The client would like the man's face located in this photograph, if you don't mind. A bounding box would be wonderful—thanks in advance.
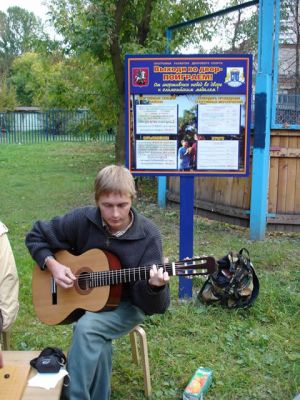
[183,141,188,148]
[97,192,132,233]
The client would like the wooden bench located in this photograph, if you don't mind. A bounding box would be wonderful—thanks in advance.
[1,326,151,397]
[1,351,64,400]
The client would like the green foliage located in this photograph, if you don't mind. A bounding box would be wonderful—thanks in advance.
[9,50,118,128]
[65,113,104,137]
[1,0,217,160]
[47,0,211,56]
[0,77,16,111]
[9,52,49,106]
[0,142,299,399]
[45,0,215,162]
[0,6,54,75]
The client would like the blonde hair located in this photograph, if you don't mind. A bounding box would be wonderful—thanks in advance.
[94,165,136,202]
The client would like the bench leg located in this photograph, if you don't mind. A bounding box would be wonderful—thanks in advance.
[2,331,11,350]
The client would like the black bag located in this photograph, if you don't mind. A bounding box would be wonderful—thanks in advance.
[30,347,66,373]
[198,248,259,309]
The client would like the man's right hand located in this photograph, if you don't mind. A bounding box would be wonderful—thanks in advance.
[45,258,76,289]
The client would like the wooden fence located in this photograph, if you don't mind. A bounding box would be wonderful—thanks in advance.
[168,129,300,231]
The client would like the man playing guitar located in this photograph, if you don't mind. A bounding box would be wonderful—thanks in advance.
[26,165,170,400]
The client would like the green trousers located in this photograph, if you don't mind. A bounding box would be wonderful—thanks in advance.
[61,301,145,400]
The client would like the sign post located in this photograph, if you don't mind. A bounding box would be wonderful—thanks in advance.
[179,176,194,298]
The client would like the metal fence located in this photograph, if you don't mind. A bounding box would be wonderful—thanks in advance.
[273,94,300,127]
[250,94,300,129]
[0,110,115,144]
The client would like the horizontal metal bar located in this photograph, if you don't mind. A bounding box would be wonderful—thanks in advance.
[167,0,259,32]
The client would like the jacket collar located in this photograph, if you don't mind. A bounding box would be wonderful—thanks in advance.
[85,206,146,240]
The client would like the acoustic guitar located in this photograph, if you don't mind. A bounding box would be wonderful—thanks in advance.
[32,248,216,325]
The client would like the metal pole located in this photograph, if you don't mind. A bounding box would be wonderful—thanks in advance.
[179,176,194,298]
[249,0,276,240]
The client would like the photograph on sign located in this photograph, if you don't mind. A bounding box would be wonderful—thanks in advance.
[126,55,252,177]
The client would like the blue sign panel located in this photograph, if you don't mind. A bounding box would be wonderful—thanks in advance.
[125,54,252,177]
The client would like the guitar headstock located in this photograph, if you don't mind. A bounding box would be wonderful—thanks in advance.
[175,256,217,277]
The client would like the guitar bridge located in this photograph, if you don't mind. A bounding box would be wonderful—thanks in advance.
[51,277,57,305]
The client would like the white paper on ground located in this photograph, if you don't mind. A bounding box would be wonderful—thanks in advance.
[28,368,68,390]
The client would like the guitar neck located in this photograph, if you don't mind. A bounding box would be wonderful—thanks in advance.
[79,260,200,288]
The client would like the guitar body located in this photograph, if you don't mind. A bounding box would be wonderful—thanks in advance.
[32,248,122,325]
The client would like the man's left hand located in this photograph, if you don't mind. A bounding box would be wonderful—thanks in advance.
[148,264,170,287]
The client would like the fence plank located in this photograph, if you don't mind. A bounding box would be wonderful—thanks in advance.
[277,136,289,213]
[269,135,280,213]
[295,136,300,213]
[285,136,298,212]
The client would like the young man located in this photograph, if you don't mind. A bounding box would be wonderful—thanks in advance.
[178,139,191,171]
[25,165,170,400]
[0,221,19,334]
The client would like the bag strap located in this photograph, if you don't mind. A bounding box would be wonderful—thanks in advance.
[239,248,250,258]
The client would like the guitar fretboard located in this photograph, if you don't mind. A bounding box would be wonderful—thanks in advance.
[82,265,154,287]
[77,259,209,288]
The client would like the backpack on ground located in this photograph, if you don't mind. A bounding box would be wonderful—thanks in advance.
[198,248,259,309]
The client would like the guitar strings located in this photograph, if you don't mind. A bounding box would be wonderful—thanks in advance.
[74,260,198,279]
[72,258,211,284]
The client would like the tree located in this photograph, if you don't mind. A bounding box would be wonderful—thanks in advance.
[9,49,118,130]
[204,0,299,96]
[199,0,259,56]
[0,78,16,111]
[9,52,51,106]
[0,6,59,76]
[46,0,212,163]
[280,0,300,94]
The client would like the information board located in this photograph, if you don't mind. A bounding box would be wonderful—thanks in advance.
[125,54,252,176]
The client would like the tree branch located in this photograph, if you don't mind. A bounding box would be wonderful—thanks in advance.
[137,0,156,46]
[230,10,242,51]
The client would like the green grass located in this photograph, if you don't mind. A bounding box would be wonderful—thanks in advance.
[0,142,299,399]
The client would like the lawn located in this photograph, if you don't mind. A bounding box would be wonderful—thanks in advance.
[0,142,299,399]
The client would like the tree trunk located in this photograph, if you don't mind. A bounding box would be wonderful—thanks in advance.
[137,0,155,45]
[110,0,127,163]
[295,0,300,94]
[115,93,126,164]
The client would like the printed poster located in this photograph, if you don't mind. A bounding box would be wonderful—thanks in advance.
[126,54,252,177]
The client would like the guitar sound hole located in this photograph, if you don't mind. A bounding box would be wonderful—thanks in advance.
[77,272,90,290]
